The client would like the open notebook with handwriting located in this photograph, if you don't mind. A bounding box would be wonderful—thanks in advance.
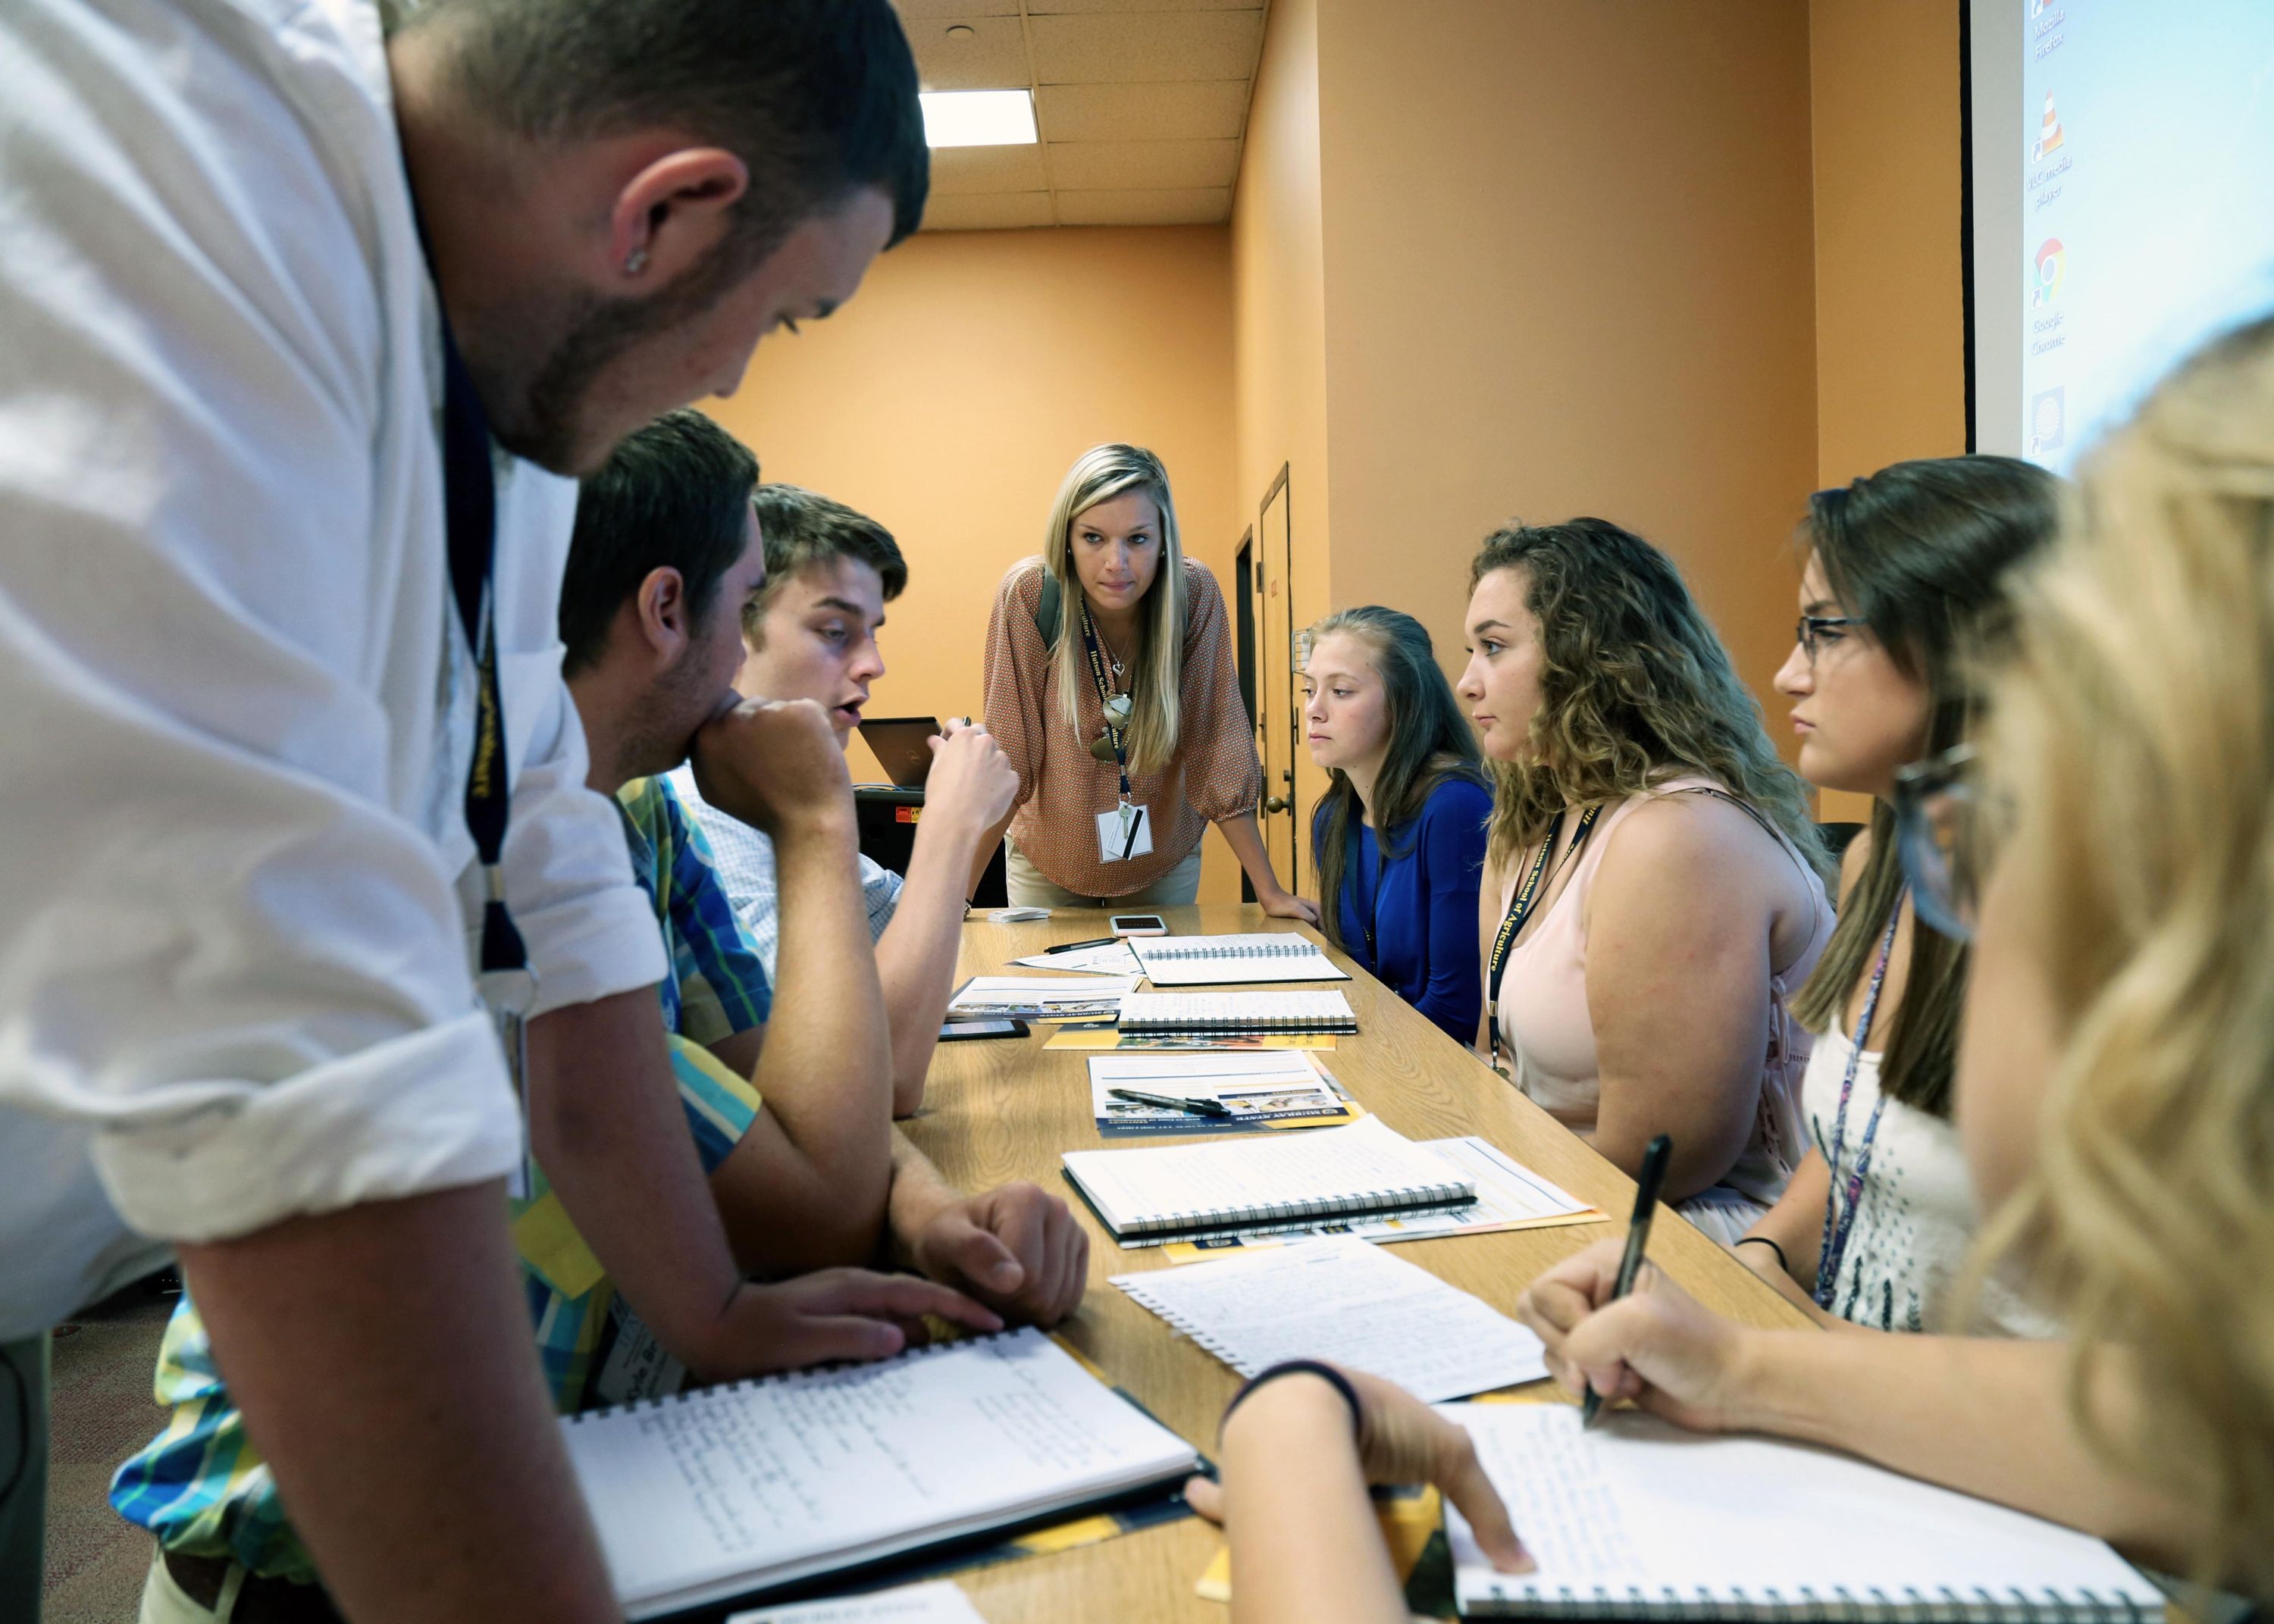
[562,1328,1197,1620]
[1442,1404,2162,1621]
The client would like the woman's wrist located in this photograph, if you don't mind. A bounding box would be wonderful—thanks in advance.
[1221,1369,1359,1453]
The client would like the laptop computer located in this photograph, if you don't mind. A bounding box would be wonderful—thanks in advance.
[857,716,942,788]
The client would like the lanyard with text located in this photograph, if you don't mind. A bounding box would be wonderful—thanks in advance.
[1485,803,1602,1068]
[1813,896,1904,1312]
[1079,602,1148,861]
[437,303,537,1197]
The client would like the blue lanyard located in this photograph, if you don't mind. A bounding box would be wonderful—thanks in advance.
[1813,899,1903,1310]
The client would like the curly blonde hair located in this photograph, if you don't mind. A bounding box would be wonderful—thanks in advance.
[1467,518,1827,879]
[1971,317,2274,1598]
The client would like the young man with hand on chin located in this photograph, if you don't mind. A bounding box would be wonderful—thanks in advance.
[559,412,1085,1338]
[672,483,1021,1116]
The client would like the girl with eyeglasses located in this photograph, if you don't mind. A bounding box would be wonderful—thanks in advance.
[1735,456,2061,1334]
[1513,324,2274,1605]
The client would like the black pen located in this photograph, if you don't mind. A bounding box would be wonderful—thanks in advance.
[1044,935,1122,955]
[1580,1132,1671,1428]
[1107,1087,1233,1119]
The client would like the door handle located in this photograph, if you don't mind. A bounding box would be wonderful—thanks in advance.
[1264,795,1290,814]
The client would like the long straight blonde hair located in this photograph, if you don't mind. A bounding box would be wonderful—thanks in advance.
[1970,316,2274,1599]
[1043,443,1187,778]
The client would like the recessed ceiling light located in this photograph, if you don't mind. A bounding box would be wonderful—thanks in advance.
[919,89,1037,148]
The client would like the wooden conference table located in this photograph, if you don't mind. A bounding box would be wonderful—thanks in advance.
[899,903,1815,1624]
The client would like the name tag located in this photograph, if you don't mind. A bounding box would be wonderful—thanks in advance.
[1096,803,1153,862]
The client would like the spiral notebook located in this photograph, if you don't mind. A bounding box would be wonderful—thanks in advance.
[560,1328,1198,1620]
[1060,1116,1474,1242]
[1114,1238,1548,1400]
[1129,933,1351,986]
[1442,1404,2163,1621]
[1117,990,1358,1035]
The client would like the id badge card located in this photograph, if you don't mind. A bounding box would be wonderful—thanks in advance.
[1096,802,1153,863]
[480,966,540,1200]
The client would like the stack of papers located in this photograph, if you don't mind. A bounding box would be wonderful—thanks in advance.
[944,975,1136,1022]
[1088,1052,1360,1135]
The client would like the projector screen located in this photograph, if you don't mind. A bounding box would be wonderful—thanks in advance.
[1970,0,2274,470]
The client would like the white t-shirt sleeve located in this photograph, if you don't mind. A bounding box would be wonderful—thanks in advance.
[0,0,525,1249]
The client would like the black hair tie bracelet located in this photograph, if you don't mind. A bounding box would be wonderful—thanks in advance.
[1218,1360,1363,1440]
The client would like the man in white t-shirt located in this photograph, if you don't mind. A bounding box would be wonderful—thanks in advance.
[0,2,935,1619]
[671,483,1020,1116]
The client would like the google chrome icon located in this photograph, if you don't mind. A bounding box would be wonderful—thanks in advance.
[2033,238,2066,307]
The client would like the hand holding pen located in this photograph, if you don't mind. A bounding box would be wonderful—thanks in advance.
[1514,1136,1748,1428]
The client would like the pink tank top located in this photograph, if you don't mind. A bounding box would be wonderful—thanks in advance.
[1491,777,1831,1207]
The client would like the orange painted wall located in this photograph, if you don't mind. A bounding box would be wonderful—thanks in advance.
[1809,0,1967,822]
[700,225,1248,901]
[1319,0,1810,723]
[1309,0,1821,749]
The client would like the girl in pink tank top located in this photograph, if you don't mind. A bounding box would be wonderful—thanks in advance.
[1458,521,1837,1244]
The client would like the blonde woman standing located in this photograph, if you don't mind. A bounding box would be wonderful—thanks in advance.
[982,444,1315,917]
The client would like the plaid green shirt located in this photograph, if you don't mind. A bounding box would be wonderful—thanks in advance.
[110,776,770,1580]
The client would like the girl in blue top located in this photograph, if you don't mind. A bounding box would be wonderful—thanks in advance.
[1304,607,1493,1040]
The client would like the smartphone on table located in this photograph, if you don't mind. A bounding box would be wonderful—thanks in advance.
[938,1018,1029,1042]
[1109,914,1169,937]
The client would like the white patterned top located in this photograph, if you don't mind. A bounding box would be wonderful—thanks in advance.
[1804,1028,2060,1337]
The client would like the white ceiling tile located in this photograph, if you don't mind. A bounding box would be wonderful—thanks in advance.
[1046,137,1239,190]
[893,0,1016,17]
[904,15,1030,92]
[929,143,1051,196]
[1026,11,1263,84]
[1053,186,1233,226]
[922,192,1058,230]
[1035,80,1249,142]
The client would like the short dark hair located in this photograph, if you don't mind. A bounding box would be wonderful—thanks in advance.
[413,0,929,261]
[745,484,907,643]
[560,410,759,674]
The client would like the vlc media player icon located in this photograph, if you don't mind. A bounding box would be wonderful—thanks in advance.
[2033,93,2066,163]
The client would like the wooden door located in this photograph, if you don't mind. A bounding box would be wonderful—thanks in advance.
[1254,467,1299,893]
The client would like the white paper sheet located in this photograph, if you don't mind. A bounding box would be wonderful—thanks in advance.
[727,1580,988,1624]
[1114,1237,1548,1400]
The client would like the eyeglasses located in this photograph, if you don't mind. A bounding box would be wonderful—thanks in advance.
[1893,743,1983,941]
[1795,615,1868,665]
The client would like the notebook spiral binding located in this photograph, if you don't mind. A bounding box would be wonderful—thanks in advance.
[562,1328,1023,1424]
[1467,1579,2151,1620]
[1111,1284,1245,1370]
[1143,940,1321,960]
[1122,1178,1472,1237]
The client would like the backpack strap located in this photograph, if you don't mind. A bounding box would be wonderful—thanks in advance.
[1034,573,1063,649]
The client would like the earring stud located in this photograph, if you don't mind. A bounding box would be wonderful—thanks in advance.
[624,246,650,276]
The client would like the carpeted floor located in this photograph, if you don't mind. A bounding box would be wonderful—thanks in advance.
[43,1273,174,1624]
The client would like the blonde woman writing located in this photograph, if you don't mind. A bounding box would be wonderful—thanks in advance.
[981,443,1314,918]
[1515,319,2274,1604]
